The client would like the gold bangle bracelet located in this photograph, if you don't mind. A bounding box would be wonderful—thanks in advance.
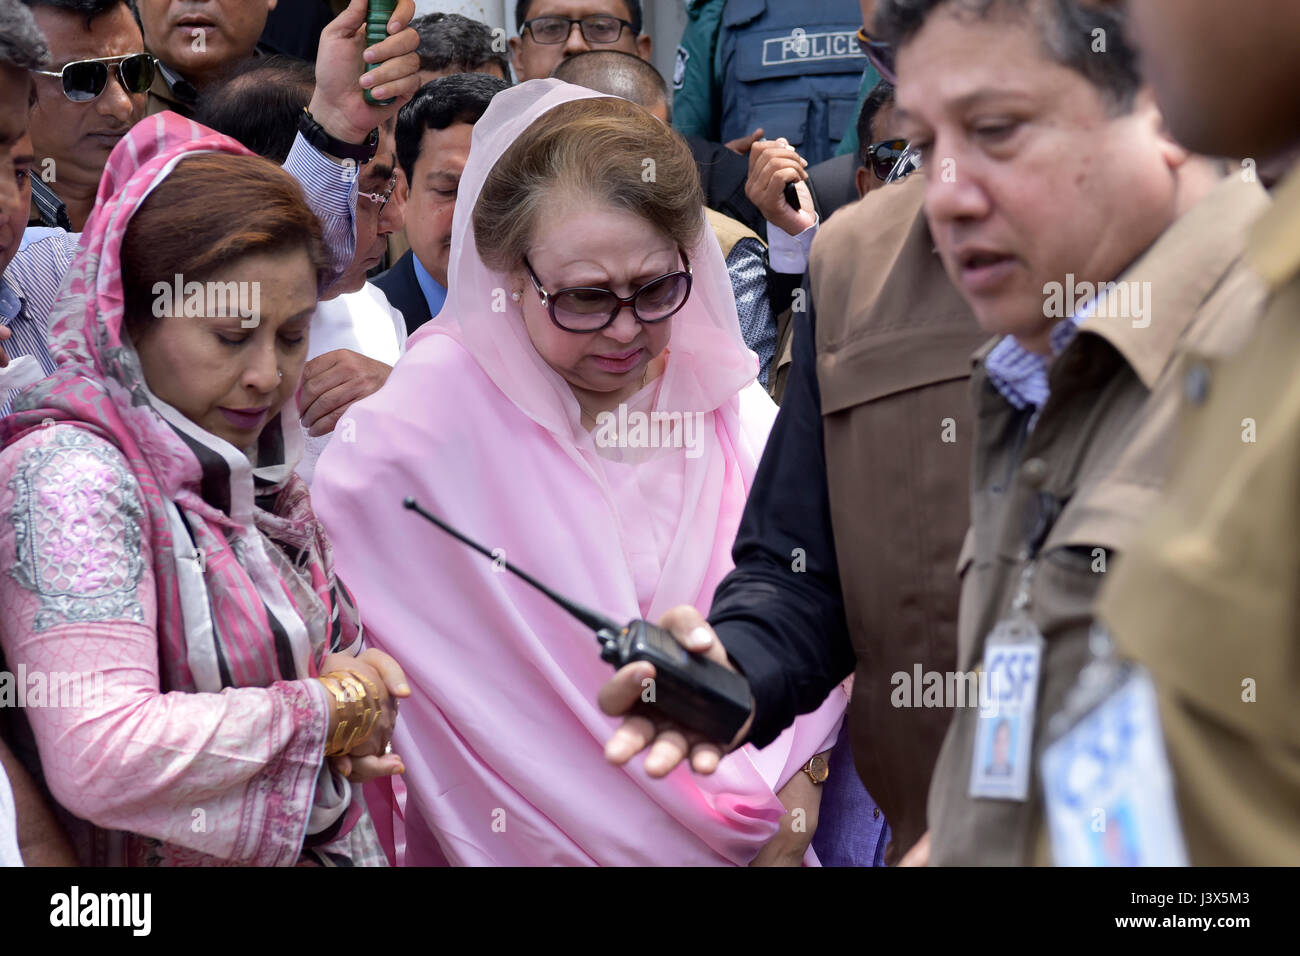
[319,671,382,757]
[318,675,352,757]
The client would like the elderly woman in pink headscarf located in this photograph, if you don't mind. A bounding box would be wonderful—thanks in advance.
[312,80,848,866]
[0,113,407,866]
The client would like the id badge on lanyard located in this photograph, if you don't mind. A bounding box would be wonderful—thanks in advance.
[969,564,1045,802]
[1040,624,1188,866]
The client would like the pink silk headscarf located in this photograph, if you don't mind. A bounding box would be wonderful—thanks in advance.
[313,80,845,866]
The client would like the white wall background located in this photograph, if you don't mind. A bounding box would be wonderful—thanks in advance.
[410,0,690,85]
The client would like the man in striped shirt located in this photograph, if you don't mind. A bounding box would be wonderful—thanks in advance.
[0,0,47,413]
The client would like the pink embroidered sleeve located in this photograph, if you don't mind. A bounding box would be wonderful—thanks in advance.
[0,426,328,865]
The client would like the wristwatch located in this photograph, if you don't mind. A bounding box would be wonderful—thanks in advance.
[297,108,379,165]
[802,754,829,784]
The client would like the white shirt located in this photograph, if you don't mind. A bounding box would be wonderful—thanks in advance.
[766,218,820,275]
[309,281,406,365]
[298,282,408,484]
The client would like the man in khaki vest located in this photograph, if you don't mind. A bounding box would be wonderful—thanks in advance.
[1090,0,1300,865]
[809,172,985,861]
[597,0,1269,868]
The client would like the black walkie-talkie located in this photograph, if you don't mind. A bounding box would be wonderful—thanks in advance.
[403,497,753,746]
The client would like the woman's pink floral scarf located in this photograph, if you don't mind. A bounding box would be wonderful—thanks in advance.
[0,112,382,865]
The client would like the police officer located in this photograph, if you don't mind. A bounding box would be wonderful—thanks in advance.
[673,0,869,165]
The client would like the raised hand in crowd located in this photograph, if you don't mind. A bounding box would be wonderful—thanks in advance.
[308,0,422,146]
[745,136,817,237]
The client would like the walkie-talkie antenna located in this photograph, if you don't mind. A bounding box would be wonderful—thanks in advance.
[403,497,622,635]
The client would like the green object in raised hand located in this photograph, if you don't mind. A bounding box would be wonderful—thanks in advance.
[363,0,398,106]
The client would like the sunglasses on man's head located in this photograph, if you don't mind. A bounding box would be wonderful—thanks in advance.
[856,27,896,84]
[33,53,156,103]
[867,138,910,181]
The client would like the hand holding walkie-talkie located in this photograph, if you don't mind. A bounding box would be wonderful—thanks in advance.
[746,137,816,240]
[597,606,756,777]
[404,499,756,765]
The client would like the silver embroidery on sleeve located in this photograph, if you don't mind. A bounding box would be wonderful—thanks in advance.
[8,428,145,631]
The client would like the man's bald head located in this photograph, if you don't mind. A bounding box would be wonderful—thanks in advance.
[552,49,669,123]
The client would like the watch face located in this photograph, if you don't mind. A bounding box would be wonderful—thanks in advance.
[808,756,829,783]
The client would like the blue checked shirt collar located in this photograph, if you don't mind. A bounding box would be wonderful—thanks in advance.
[984,311,1087,413]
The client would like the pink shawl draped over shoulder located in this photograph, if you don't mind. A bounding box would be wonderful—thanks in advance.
[313,81,844,866]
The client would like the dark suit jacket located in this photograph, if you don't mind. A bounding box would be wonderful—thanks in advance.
[258,0,332,61]
[686,136,766,237]
[807,153,862,221]
[373,250,432,337]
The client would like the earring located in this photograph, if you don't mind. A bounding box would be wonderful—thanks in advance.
[277,369,283,379]
[511,290,522,302]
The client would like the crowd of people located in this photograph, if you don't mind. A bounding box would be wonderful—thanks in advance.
[0,0,1295,868]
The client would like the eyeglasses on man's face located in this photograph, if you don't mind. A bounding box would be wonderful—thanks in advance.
[32,53,156,103]
[523,14,635,45]
[523,249,693,333]
[358,174,399,213]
